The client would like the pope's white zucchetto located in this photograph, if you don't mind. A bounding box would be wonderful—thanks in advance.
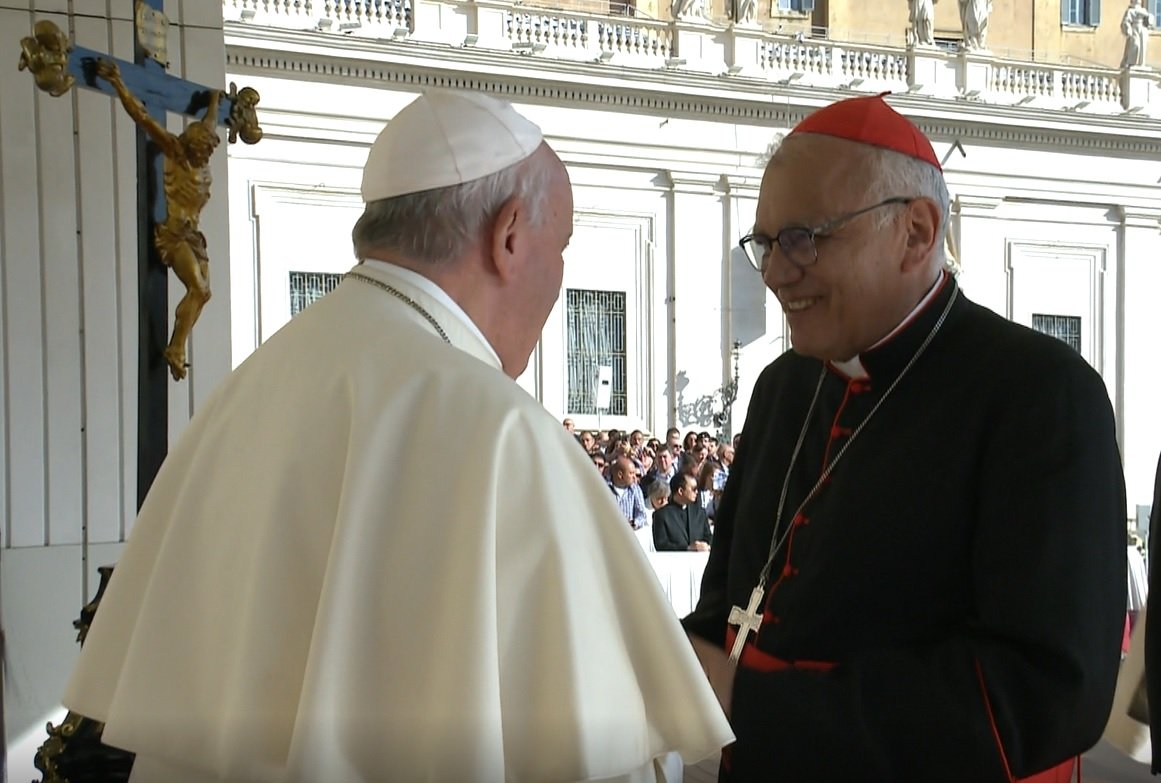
[360,89,544,203]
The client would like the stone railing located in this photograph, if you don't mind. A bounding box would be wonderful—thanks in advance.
[223,0,1161,116]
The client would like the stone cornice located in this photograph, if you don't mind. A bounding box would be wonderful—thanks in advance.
[722,174,763,194]
[225,24,1161,156]
[1118,206,1161,229]
[955,195,1004,215]
[663,171,723,194]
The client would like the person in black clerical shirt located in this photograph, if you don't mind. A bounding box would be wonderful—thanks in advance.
[654,473,713,552]
[682,94,1127,783]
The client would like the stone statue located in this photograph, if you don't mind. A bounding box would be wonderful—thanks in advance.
[908,0,936,46]
[957,0,992,51]
[671,0,708,21]
[97,58,223,381]
[1121,0,1155,68]
[731,0,756,25]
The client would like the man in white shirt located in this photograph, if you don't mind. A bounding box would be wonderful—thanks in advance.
[62,89,732,783]
[609,456,649,530]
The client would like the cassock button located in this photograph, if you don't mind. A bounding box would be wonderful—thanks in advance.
[782,564,799,578]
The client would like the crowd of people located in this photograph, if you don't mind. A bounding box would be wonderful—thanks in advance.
[562,420,736,551]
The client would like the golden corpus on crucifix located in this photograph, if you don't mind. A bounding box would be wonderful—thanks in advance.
[98,58,220,381]
[16,19,263,381]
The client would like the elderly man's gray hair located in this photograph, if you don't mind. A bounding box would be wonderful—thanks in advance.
[352,151,553,265]
[864,145,951,268]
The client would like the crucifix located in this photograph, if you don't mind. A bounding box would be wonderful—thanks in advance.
[728,585,765,665]
[18,1,262,505]
[19,4,262,777]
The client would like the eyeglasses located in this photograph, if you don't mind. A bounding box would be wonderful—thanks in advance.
[739,197,914,273]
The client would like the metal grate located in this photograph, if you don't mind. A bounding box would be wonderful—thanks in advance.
[566,289,628,416]
[1032,313,1081,353]
[289,271,344,316]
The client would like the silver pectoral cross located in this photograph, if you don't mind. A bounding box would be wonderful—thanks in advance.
[727,586,765,665]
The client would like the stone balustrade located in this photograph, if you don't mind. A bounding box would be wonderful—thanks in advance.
[223,0,1161,116]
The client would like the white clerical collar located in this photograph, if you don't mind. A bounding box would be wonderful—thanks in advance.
[362,258,502,366]
[830,272,947,379]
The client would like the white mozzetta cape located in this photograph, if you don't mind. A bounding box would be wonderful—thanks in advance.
[63,262,733,783]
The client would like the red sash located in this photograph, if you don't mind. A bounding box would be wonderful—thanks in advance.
[723,628,1080,782]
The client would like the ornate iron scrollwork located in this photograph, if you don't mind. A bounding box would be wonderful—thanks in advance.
[33,567,136,783]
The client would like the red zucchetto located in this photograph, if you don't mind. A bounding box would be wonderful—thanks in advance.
[789,93,941,171]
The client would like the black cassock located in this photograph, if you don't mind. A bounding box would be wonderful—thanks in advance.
[683,275,1126,782]
[653,501,713,551]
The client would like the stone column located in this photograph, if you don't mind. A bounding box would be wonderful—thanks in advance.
[722,174,779,435]
[1118,206,1161,507]
[949,194,1003,310]
[666,171,726,430]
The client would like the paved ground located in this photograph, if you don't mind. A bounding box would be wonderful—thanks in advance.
[686,740,1156,782]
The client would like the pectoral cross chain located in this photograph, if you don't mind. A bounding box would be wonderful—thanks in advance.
[727,586,765,665]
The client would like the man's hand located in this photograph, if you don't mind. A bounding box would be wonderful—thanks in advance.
[95,58,120,82]
[688,541,710,552]
[688,633,735,718]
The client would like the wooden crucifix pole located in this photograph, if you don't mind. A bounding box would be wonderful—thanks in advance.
[136,0,175,510]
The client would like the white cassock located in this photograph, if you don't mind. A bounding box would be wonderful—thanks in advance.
[63,260,734,783]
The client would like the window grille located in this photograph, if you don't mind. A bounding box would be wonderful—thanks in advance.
[1032,313,1082,353]
[289,272,343,316]
[566,289,628,416]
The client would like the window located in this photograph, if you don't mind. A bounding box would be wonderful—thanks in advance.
[566,289,628,416]
[1151,0,1161,19]
[1032,313,1082,353]
[288,271,343,316]
[1062,0,1100,26]
[776,0,814,11]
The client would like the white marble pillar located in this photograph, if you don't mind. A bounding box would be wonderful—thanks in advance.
[666,171,726,431]
[948,194,1003,312]
[1118,206,1161,508]
[722,174,780,435]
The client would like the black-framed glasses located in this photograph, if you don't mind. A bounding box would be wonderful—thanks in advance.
[739,196,914,273]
